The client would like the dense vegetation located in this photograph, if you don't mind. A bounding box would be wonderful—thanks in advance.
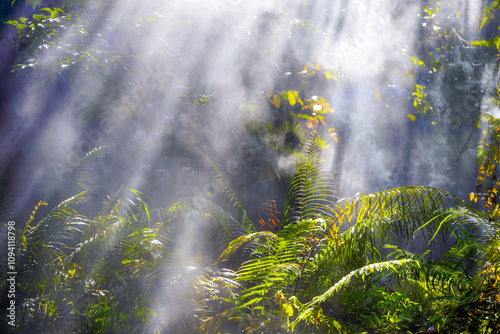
[1,0,500,333]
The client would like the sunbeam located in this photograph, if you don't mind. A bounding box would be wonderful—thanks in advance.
[1,0,500,332]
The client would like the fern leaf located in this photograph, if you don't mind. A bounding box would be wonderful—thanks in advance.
[283,131,337,225]
[196,150,254,232]
[217,231,280,270]
[294,259,421,325]
[44,145,111,206]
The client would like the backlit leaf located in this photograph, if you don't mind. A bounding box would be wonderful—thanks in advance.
[288,91,296,106]
[284,303,294,316]
[273,94,281,108]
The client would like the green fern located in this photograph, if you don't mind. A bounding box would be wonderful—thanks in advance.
[282,131,338,226]
[227,219,326,316]
[217,231,280,270]
[213,170,497,332]
[196,150,255,233]
[292,259,421,331]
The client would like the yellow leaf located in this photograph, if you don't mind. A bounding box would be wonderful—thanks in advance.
[273,94,281,108]
[315,63,320,70]
[302,103,314,110]
[288,91,296,106]
[407,114,416,122]
[284,303,293,317]
[375,92,381,99]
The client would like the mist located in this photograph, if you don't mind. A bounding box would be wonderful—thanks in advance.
[2,1,492,214]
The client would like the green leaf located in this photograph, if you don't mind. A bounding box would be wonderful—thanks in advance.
[5,20,18,27]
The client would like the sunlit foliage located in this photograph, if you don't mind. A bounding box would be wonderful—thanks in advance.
[2,0,500,333]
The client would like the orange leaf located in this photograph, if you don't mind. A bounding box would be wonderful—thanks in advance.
[273,94,281,108]
[329,132,338,143]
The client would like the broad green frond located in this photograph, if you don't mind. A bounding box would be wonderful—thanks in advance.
[196,150,254,232]
[22,190,89,253]
[64,145,112,183]
[345,186,469,226]
[283,131,337,225]
[16,190,89,292]
[45,146,112,204]
[294,259,421,326]
[334,186,490,249]
[69,188,154,265]
[422,262,472,295]
[217,231,280,270]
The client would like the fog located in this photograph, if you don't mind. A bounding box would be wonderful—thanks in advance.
[0,0,496,229]
[1,0,499,331]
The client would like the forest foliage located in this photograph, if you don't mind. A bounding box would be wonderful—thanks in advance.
[1,0,500,333]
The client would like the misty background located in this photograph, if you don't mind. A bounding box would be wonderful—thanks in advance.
[0,0,498,224]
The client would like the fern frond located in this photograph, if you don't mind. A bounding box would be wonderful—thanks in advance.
[217,231,280,270]
[68,188,152,265]
[45,145,111,206]
[283,131,337,225]
[196,150,254,232]
[421,262,472,295]
[0,168,15,224]
[63,145,112,184]
[329,186,492,253]
[294,259,421,325]
[22,190,89,248]
[18,190,89,285]
[344,186,469,227]
[198,308,245,333]
[288,304,353,334]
